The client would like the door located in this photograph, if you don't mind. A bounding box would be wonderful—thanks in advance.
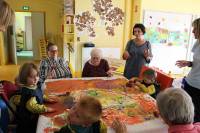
[25,16,32,51]
[31,12,45,60]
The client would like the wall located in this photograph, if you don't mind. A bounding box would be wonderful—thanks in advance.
[72,0,128,76]
[6,0,63,60]
[15,12,31,31]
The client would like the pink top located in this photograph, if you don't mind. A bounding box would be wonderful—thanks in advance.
[169,123,200,133]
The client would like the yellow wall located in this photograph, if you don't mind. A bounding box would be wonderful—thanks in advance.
[0,32,5,65]
[71,0,129,77]
[5,0,63,59]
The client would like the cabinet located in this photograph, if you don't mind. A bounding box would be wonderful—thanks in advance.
[16,31,25,52]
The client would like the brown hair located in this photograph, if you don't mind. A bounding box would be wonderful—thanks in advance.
[0,0,15,28]
[133,23,146,35]
[78,96,102,122]
[46,42,57,51]
[18,63,38,85]
[192,18,200,40]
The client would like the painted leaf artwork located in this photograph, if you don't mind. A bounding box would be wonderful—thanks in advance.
[75,11,96,37]
[43,79,158,132]
[144,10,192,46]
[74,0,124,37]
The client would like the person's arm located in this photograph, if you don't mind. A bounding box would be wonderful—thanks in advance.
[62,58,72,78]
[122,40,132,60]
[176,60,192,68]
[26,97,55,113]
[104,59,112,77]
[82,62,90,77]
[111,119,127,133]
[144,41,153,63]
[39,60,48,83]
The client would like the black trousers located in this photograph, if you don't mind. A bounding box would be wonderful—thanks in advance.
[183,81,200,122]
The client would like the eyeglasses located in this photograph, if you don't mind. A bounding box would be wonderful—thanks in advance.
[49,50,58,53]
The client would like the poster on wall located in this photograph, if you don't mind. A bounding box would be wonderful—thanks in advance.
[143,10,193,74]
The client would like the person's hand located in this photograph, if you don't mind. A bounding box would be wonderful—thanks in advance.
[143,49,150,59]
[111,119,127,133]
[122,51,130,60]
[46,96,59,103]
[107,70,113,77]
[46,107,56,113]
[176,60,191,68]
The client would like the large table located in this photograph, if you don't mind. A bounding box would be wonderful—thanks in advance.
[36,77,168,133]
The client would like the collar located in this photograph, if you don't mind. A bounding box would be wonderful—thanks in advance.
[169,123,194,132]
[22,85,37,90]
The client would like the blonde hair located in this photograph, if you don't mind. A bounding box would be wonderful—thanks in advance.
[18,63,39,85]
[0,0,14,28]
[192,18,200,40]
[78,96,102,122]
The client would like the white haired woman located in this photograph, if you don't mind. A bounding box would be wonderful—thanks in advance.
[82,48,112,77]
[176,18,200,122]
[157,88,200,133]
[0,0,14,32]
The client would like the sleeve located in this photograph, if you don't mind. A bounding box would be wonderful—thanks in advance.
[82,62,90,77]
[39,59,48,83]
[26,97,47,113]
[104,59,110,72]
[147,85,156,95]
[100,121,107,133]
[62,58,72,78]
[125,40,132,51]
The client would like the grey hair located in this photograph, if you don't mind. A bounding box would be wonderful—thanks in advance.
[90,48,103,58]
[192,18,200,40]
[156,88,194,124]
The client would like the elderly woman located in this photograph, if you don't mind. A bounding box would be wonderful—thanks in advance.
[82,48,112,77]
[157,88,200,133]
[39,42,72,82]
[0,0,14,32]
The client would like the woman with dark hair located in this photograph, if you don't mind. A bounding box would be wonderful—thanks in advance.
[123,23,153,79]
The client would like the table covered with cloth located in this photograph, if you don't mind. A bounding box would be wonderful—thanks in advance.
[36,77,168,133]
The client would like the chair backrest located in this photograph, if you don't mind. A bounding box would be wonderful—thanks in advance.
[139,66,174,90]
[0,80,18,101]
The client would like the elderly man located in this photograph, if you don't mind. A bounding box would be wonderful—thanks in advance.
[82,48,112,77]
[39,42,72,82]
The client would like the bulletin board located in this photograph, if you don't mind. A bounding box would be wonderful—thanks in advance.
[143,10,193,74]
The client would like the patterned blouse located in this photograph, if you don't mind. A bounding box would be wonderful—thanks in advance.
[39,57,72,83]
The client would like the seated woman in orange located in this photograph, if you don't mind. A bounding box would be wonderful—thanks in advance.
[82,48,112,77]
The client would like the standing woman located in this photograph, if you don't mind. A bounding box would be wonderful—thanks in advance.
[176,18,200,122]
[0,0,14,32]
[123,24,152,79]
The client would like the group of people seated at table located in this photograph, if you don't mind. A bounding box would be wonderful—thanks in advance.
[1,41,199,133]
